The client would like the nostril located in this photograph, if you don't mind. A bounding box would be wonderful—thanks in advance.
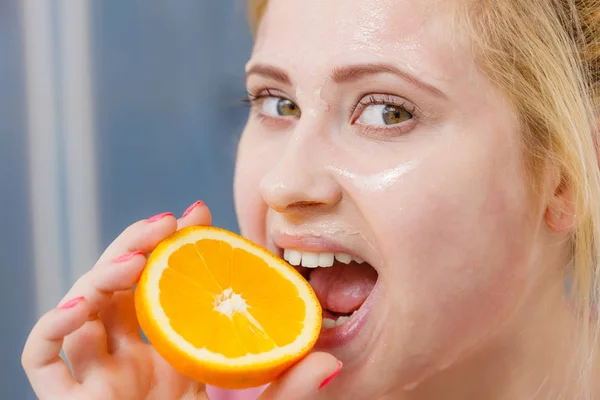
[283,201,333,217]
[290,200,326,208]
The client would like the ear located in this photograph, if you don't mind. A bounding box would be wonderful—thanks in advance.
[544,166,575,233]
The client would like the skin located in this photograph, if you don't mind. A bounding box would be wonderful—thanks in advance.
[21,0,598,399]
[235,0,597,398]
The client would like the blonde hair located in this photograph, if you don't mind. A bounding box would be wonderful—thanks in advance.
[247,0,600,391]
[455,1,600,392]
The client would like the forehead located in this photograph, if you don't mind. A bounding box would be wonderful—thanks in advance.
[251,0,471,86]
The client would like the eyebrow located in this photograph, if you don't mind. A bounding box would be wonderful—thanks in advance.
[245,64,292,85]
[246,62,445,98]
[331,63,446,98]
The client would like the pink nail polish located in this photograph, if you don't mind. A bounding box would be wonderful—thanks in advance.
[59,296,84,310]
[182,201,205,218]
[147,212,173,223]
[113,251,144,263]
[318,360,343,390]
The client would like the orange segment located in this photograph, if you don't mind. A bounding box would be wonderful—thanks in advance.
[195,239,233,288]
[248,307,306,347]
[205,312,247,358]
[166,243,222,294]
[231,312,277,354]
[135,226,322,390]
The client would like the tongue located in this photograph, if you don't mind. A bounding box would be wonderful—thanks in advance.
[309,261,378,314]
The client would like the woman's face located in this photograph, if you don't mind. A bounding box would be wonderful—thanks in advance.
[234,0,558,394]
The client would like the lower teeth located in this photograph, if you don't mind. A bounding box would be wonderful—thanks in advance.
[322,313,354,329]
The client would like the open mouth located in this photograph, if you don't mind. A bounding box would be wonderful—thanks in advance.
[281,249,379,332]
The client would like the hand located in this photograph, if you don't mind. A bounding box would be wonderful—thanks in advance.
[22,201,341,400]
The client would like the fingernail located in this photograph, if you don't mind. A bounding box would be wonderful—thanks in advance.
[318,360,343,390]
[113,250,144,263]
[59,296,84,310]
[182,200,205,218]
[147,212,173,223]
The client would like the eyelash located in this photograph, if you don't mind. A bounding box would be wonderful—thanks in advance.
[243,88,284,107]
[243,87,420,136]
[349,94,417,120]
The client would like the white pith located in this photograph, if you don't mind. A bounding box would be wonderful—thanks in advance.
[214,288,247,316]
[143,228,321,366]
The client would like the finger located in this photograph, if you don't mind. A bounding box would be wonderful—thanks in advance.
[177,200,212,230]
[99,290,141,352]
[63,318,108,382]
[61,252,147,369]
[259,352,342,400]
[22,297,88,398]
[61,250,147,313]
[98,211,178,263]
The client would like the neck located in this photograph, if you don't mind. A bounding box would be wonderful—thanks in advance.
[384,275,599,400]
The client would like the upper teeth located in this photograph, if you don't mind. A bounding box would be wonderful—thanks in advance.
[283,249,364,268]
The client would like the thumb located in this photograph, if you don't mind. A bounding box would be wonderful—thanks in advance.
[259,352,343,400]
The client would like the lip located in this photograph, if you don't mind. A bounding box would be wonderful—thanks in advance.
[315,279,379,349]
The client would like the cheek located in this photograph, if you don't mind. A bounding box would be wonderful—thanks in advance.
[233,131,272,243]
[367,139,538,361]
[401,183,535,326]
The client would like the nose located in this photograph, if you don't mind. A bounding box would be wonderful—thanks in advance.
[259,134,342,213]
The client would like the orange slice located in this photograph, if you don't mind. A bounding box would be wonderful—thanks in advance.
[134,226,322,389]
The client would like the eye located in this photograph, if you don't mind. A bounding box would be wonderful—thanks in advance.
[262,97,301,118]
[357,104,413,126]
